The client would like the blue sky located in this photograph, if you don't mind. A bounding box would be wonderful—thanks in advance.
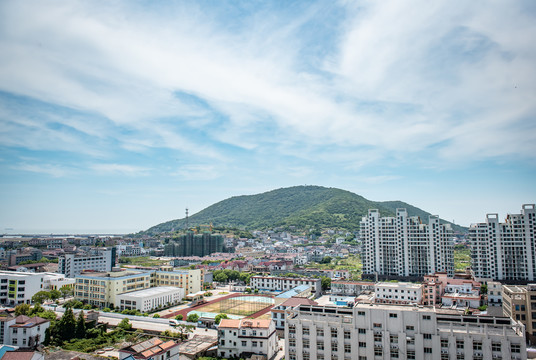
[0,0,535,234]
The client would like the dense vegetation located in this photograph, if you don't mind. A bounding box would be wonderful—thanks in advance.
[138,186,466,235]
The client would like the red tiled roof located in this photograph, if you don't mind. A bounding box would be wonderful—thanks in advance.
[1,352,37,360]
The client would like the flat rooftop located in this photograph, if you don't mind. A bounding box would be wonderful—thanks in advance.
[118,286,182,298]
[77,270,151,279]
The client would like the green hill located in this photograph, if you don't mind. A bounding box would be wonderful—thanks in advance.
[140,185,466,235]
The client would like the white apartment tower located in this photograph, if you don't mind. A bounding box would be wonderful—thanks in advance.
[469,204,535,281]
[361,209,454,278]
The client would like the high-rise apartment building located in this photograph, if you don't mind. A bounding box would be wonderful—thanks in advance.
[164,232,227,257]
[361,209,454,278]
[469,204,535,281]
[286,303,527,360]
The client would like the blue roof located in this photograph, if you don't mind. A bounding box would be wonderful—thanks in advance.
[276,285,311,298]
[0,345,17,359]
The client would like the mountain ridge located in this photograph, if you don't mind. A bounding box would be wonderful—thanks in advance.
[138,185,466,235]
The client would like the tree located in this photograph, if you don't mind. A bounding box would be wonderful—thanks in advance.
[15,303,30,316]
[481,284,488,295]
[214,313,229,325]
[58,306,76,341]
[49,289,61,301]
[117,318,132,331]
[29,303,44,316]
[321,256,332,264]
[321,276,331,291]
[176,324,194,340]
[60,286,73,299]
[32,291,50,304]
[214,272,228,283]
[175,314,183,321]
[75,310,86,339]
[153,314,160,318]
[186,313,199,323]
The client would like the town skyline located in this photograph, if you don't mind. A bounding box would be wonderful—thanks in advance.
[1,1,535,234]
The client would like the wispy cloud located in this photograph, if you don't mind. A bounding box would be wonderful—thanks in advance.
[13,163,75,178]
[90,163,150,176]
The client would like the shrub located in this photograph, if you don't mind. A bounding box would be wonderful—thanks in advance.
[186,313,199,323]
[153,314,160,318]
[175,314,183,320]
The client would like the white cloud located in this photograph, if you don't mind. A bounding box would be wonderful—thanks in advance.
[90,163,150,176]
[14,163,74,178]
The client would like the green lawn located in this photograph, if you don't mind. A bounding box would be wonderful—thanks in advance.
[454,246,471,271]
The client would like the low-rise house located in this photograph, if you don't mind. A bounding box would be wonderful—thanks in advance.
[218,319,277,360]
[0,314,49,348]
[487,281,502,306]
[374,282,423,304]
[116,286,184,312]
[119,337,180,360]
[331,281,374,297]
[442,282,481,308]
[250,276,321,297]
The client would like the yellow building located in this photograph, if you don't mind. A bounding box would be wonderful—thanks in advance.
[154,269,202,295]
[74,270,153,308]
[74,268,202,308]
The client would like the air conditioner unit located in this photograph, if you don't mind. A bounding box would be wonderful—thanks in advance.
[390,345,398,349]
[441,350,448,354]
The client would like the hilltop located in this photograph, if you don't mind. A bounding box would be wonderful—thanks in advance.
[139,185,466,235]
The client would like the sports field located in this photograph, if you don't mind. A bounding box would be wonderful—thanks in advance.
[190,295,274,318]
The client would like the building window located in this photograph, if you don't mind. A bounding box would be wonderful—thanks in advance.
[358,311,365,316]
[491,342,501,352]
[389,313,397,318]
[331,328,338,337]
[407,350,416,359]
[406,325,414,331]
[423,333,432,339]
[511,344,520,353]
[303,327,310,335]
[441,339,448,348]
[423,315,431,320]
[424,347,432,353]
[359,342,366,348]
[344,344,351,353]
[358,328,366,334]
[373,323,382,328]
[317,328,324,337]
[344,330,351,339]
[473,341,482,350]
[456,340,464,349]
[317,342,324,350]
[303,340,309,349]
[241,341,247,346]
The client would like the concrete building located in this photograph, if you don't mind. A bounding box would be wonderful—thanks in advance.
[41,273,75,291]
[487,281,503,306]
[469,204,535,281]
[422,273,482,308]
[153,269,202,295]
[250,276,322,297]
[374,282,423,305]
[58,248,116,278]
[271,297,317,331]
[331,281,375,297]
[502,284,536,343]
[286,303,527,360]
[361,209,454,278]
[74,270,153,308]
[218,319,277,360]
[441,282,481,308]
[0,314,49,348]
[0,271,46,306]
[116,286,184,313]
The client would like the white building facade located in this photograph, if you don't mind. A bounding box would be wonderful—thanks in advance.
[218,319,277,359]
[286,303,527,360]
[361,209,454,278]
[0,315,49,347]
[469,204,535,281]
[374,282,423,304]
[116,286,184,312]
[0,271,47,306]
[58,248,116,278]
[250,276,322,296]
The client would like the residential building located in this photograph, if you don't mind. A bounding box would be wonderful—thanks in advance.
[250,276,321,296]
[116,286,184,313]
[422,273,481,308]
[374,282,423,305]
[502,284,536,343]
[7,249,43,267]
[164,232,227,257]
[361,209,454,278]
[469,204,535,281]
[487,281,502,306]
[58,248,117,278]
[286,303,527,360]
[41,273,75,291]
[119,337,180,360]
[217,319,277,360]
[271,297,317,331]
[331,281,375,297]
[0,314,49,348]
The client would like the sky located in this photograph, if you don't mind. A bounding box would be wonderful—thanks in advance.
[0,1,535,234]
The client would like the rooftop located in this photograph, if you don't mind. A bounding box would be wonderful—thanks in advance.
[121,337,178,359]
[118,286,182,298]
[219,319,272,329]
